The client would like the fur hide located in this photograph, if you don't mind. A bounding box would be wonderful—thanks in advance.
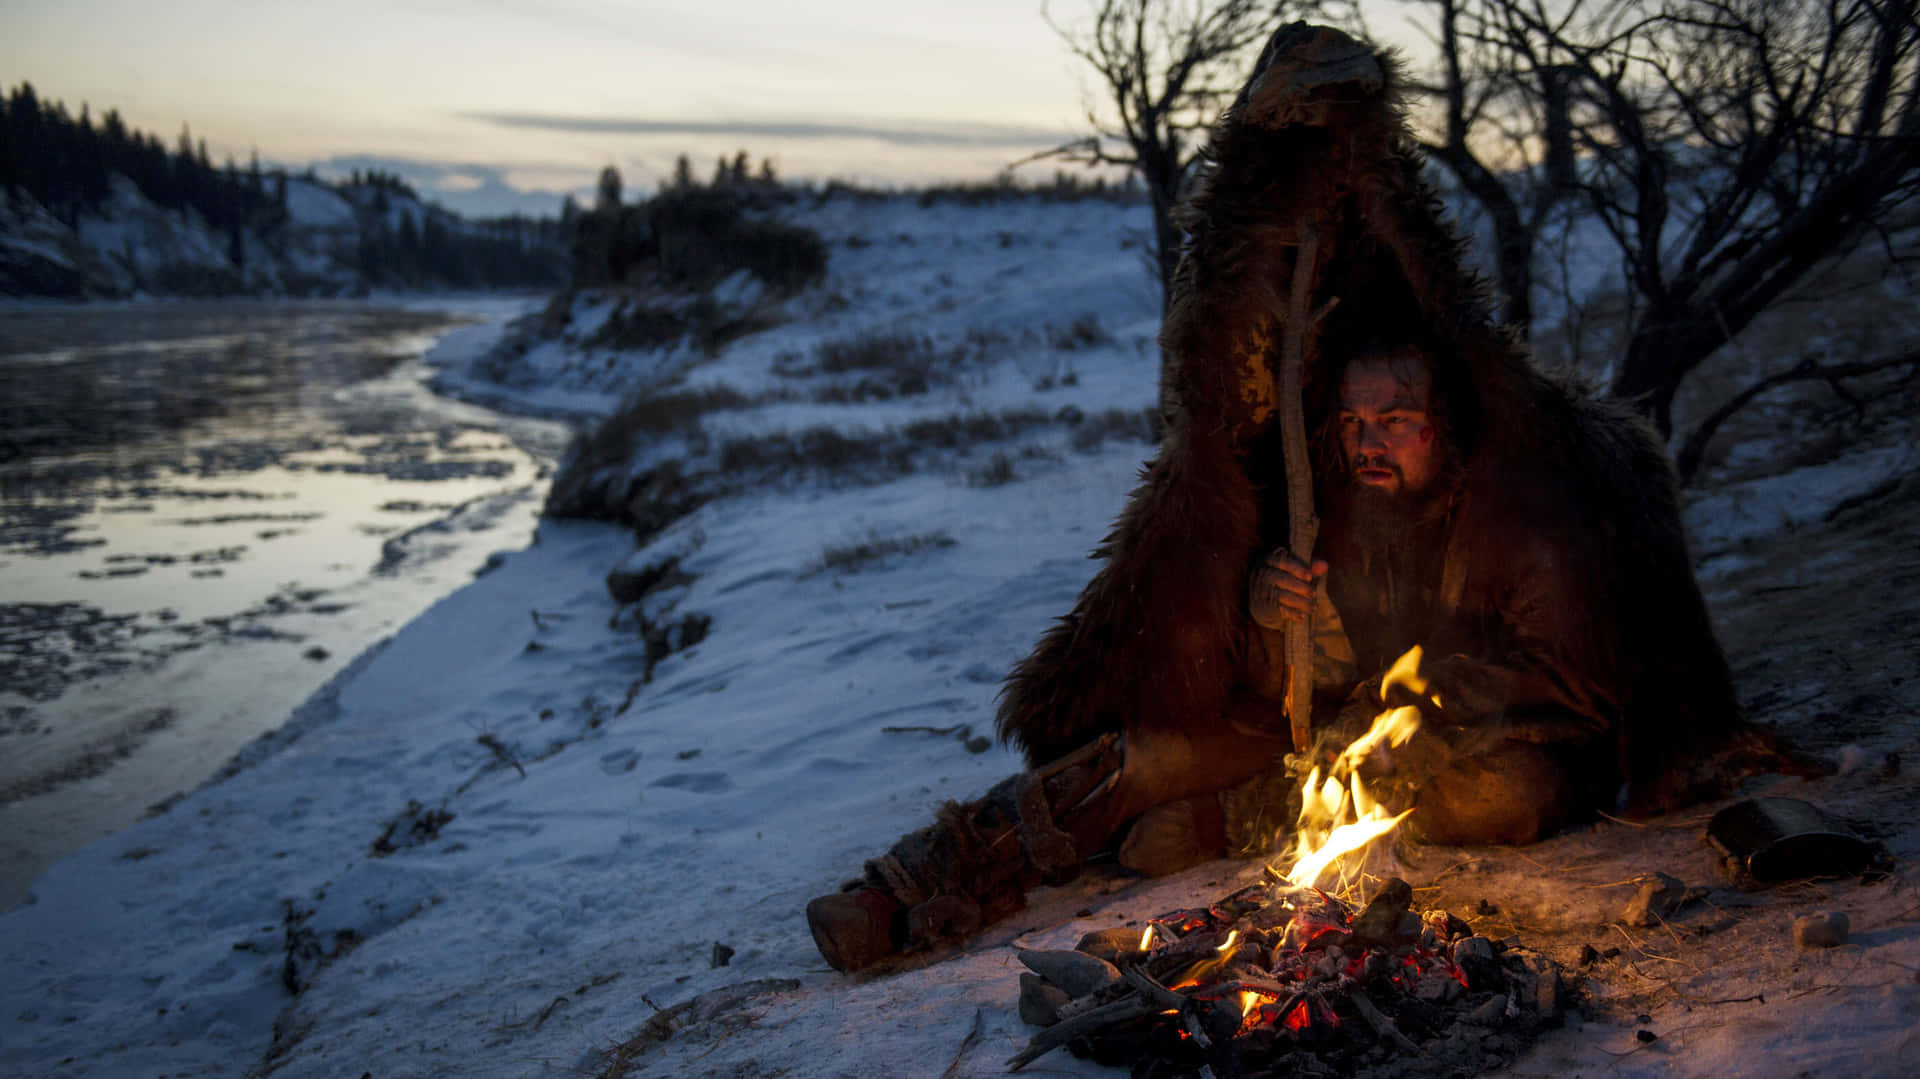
[995,24,1769,816]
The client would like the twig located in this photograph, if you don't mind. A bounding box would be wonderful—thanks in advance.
[1121,965,1190,1011]
[939,1007,985,1079]
[1006,997,1152,1071]
[1347,990,1420,1054]
[614,678,643,716]
[477,734,527,779]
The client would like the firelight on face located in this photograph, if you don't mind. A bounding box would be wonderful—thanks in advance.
[1337,350,1442,496]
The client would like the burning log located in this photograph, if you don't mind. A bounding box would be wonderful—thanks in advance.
[1007,876,1568,1076]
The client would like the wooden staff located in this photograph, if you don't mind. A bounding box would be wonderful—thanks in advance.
[1280,225,1323,753]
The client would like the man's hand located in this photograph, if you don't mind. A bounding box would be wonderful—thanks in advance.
[1248,548,1327,629]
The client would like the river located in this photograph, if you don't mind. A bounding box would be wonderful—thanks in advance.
[0,297,570,910]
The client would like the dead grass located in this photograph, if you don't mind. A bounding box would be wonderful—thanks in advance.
[813,530,957,575]
[1069,406,1160,452]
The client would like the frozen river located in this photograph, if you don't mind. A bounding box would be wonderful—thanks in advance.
[0,297,567,909]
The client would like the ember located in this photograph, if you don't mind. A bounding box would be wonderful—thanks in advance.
[1008,872,1567,1076]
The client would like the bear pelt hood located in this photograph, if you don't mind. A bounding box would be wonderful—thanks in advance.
[995,23,1771,816]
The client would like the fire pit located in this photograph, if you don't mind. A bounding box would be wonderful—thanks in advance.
[1009,648,1569,1075]
[1009,870,1566,1076]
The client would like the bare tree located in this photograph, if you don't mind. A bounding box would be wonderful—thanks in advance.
[1044,0,1363,308]
[1409,0,1920,441]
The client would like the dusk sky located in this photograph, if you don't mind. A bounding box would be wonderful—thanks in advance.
[6,1,1426,216]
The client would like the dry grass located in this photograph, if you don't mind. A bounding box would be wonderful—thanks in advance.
[813,530,957,575]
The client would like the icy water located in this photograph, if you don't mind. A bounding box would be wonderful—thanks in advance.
[0,298,568,909]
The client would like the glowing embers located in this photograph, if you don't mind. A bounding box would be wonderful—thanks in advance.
[1008,874,1567,1076]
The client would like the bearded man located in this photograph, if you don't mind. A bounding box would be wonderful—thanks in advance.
[807,335,1625,973]
[806,24,1796,974]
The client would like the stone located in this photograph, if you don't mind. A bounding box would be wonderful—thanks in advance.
[1014,947,1121,999]
[1792,910,1850,948]
[1018,973,1071,1026]
[1349,877,1416,947]
[1074,927,1143,965]
[1622,871,1702,927]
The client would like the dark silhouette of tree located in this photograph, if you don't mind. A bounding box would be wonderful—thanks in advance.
[596,165,622,212]
[1405,0,1920,450]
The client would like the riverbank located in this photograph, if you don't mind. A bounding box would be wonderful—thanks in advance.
[0,297,566,910]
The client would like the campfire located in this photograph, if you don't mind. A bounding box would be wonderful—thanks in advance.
[1009,647,1567,1076]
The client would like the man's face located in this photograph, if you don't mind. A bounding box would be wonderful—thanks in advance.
[1337,351,1442,497]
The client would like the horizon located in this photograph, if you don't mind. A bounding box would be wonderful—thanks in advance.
[5,1,1429,218]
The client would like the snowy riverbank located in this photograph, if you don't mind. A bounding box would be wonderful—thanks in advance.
[3,193,1917,1079]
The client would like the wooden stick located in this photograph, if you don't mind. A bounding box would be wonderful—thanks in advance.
[1005,996,1152,1071]
[1280,225,1323,752]
[1347,989,1420,1053]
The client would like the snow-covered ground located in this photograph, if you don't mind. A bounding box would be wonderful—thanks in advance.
[3,192,1917,1079]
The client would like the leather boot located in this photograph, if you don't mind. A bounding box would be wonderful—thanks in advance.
[805,733,1123,972]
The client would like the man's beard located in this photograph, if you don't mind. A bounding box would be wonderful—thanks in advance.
[1339,468,1452,555]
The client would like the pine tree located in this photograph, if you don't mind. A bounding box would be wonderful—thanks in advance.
[595,164,622,213]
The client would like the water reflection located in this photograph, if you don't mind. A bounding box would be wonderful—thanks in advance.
[0,298,562,908]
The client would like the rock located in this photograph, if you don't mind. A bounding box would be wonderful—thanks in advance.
[1350,877,1416,947]
[1622,872,1703,927]
[1793,910,1850,948]
[1074,927,1143,965]
[1014,948,1122,999]
[1018,972,1071,1027]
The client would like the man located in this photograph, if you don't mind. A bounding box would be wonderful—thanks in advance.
[806,336,1624,973]
[807,23,1777,974]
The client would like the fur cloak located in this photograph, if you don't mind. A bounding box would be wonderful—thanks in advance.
[995,24,1770,816]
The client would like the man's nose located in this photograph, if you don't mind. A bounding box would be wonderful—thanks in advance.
[1357,421,1389,451]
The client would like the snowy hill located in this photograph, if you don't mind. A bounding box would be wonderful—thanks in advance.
[2,190,1918,1079]
[0,175,561,299]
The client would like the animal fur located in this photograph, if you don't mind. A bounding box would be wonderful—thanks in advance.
[995,23,1783,816]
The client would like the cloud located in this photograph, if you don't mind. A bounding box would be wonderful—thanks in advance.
[461,111,1072,150]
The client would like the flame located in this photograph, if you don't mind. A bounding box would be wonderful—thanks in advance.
[1274,646,1428,895]
[1380,644,1429,700]
[1140,925,1155,952]
[1216,930,1239,953]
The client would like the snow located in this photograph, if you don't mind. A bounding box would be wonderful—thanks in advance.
[283,180,356,232]
[4,190,1918,1079]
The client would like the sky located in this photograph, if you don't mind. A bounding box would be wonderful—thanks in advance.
[4,0,1430,217]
